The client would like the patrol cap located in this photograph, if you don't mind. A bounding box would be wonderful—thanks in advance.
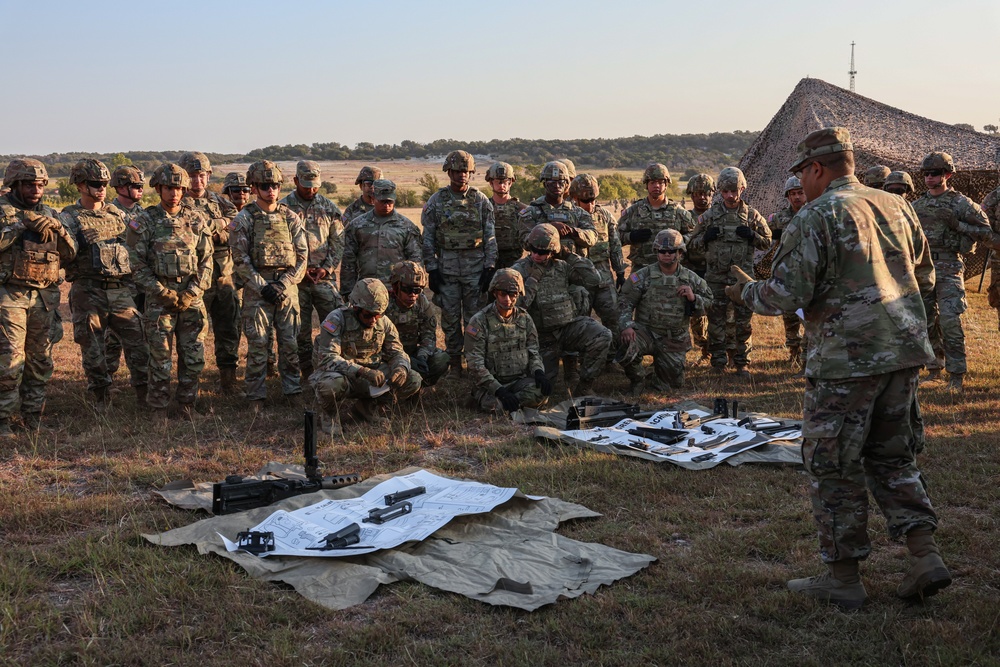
[642,163,671,184]
[489,268,524,295]
[349,277,390,313]
[443,150,475,173]
[110,165,144,188]
[223,171,248,191]
[783,175,802,195]
[921,152,955,174]
[389,260,428,287]
[296,160,322,188]
[372,179,396,202]
[788,127,854,174]
[685,173,715,195]
[717,167,747,191]
[862,165,891,187]
[69,158,111,185]
[652,228,685,253]
[3,158,48,187]
[246,160,283,185]
[179,151,212,174]
[355,165,382,185]
[485,162,516,182]
[884,171,914,193]
[149,163,191,189]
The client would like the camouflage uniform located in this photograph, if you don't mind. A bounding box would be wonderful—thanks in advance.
[0,191,77,424]
[492,197,527,269]
[618,198,695,272]
[422,186,497,356]
[911,188,992,375]
[618,262,712,391]
[981,186,1000,330]
[341,209,422,295]
[129,204,213,409]
[281,189,344,371]
[385,292,449,387]
[342,196,374,225]
[60,201,149,394]
[464,301,547,412]
[767,205,805,356]
[229,201,309,400]
[105,196,146,376]
[685,203,712,356]
[690,200,771,369]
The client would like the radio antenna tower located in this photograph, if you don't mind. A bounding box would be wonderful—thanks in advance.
[849,41,857,93]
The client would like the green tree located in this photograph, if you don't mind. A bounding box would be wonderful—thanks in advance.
[954,123,976,131]
[321,182,338,195]
[57,178,77,202]
[418,173,440,203]
[984,124,998,134]
[111,153,131,168]
[510,165,543,202]
[396,188,419,207]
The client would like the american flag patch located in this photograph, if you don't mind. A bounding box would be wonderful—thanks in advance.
[630,273,640,282]
[227,218,238,231]
[322,319,339,335]
[128,219,141,231]
[466,324,479,336]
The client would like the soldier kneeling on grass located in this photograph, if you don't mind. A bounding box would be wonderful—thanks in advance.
[311,278,421,438]
[385,260,450,387]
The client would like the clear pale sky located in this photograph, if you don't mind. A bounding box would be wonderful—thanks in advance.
[3,0,998,155]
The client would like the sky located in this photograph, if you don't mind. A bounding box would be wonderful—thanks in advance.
[3,0,999,155]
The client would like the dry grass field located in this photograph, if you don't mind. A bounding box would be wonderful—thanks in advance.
[1,270,999,665]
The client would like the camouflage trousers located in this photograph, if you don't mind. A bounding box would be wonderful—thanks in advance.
[69,281,148,391]
[783,312,803,350]
[591,266,620,338]
[496,249,524,270]
[925,260,967,374]
[297,279,342,368]
[105,282,143,375]
[0,285,60,420]
[988,258,1000,331]
[538,317,611,384]
[620,323,688,391]
[242,285,301,400]
[689,312,708,353]
[472,376,547,413]
[203,275,241,370]
[410,347,450,386]
[437,272,484,356]
[801,367,935,563]
[144,300,207,409]
[707,281,753,367]
[312,364,421,413]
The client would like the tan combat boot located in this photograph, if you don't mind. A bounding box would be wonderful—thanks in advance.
[945,373,964,392]
[0,418,15,439]
[300,363,313,388]
[92,386,111,414]
[350,398,387,426]
[135,384,148,406]
[219,367,238,393]
[897,529,951,601]
[319,409,343,440]
[787,559,867,611]
[920,368,942,384]
[449,354,464,375]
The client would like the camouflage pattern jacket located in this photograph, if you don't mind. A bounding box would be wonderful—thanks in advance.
[385,292,438,357]
[618,264,711,336]
[767,206,796,237]
[128,204,213,300]
[618,198,695,269]
[421,186,497,276]
[689,201,771,283]
[342,196,374,225]
[59,202,130,282]
[341,209,422,295]
[0,193,77,290]
[314,306,410,376]
[229,202,308,293]
[111,198,144,227]
[492,197,527,253]
[511,254,603,333]
[741,175,935,380]
[464,302,544,393]
[183,190,237,279]
[281,191,344,276]
[518,197,597,257]
[911,187,994,256]
[588,204,625,276]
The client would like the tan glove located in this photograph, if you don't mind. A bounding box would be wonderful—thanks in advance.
[154,288,179,310]
[23,211,57,243]
[176,289,197,311]
[357,366,385,387]
[213,226,230,245]
[725,266,754,306]
[389,366,408,388]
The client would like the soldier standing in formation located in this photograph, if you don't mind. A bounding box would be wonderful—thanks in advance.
[910,152,994,391]
[222,172,251,212]
[464,268,551,413]
[980,182,1000,331]
[281,160,344,384]
[684,173,715,360]
[861,165,891,189]
[883,171,915,199]
[422,150,498,373]
[730,127,950,610]
[485,162,526,269]
[618,163,695,273]
[766,175,808,366]
[342,166,381,225]
[128,164,213,419]
[385,261,450,387]
[105,164,147,378]
[229,160,308,407]
[59,159,148,409]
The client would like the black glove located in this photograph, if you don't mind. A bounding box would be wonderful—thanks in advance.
[478,266,497,293]
[495,386,521,412]
[260,282,285,304]
[735,225,755,240]
[615,272,626,290]
[630,228,653,243]
[428,268,444,293]
[703,226,722,243]
[534,369,552,396]
[412,353,430,376]
[684,299,695,317]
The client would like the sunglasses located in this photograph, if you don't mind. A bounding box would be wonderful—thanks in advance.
[497,290,519,297]
[578,197,596,204]
[657,248,680,255]
[258,183,281,191]
[87,181,108,189]
[922,169,945,178]
[358,309,382,320]
[399,286,423,295]
[530,247,554,256]
[127,182,144,189]
[228,186,252,193]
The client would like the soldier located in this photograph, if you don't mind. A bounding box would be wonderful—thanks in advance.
[229,160,308,406]
[342,180,421,295]
[59,159,149,409]
[911,152,995,391]
[105,164,146,377]
[684,173,715,360]
[689,167,771,377]
[980,184,1000,331]
[178,152,241,392]
[729,127,948,610]
[485,162,526,269]
[884,171,915,199]
[618,229,711,394]
[281,160,344,383]
[385,260,449,387]
[0,159,77,435]
[465,268,551,413]
[618,163,696,273]
[311,277,421,437]
[422,150,498,372]
[767,176,808,365]
[511,224,611,394]
[342,166,382,224]
[128,164,213,418]
[862,165,891,189]
[222,172,251,211]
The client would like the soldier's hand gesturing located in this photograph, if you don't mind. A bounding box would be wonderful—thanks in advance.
[389,366,408,388]
[358,366,385,387]
[676,285,695,302]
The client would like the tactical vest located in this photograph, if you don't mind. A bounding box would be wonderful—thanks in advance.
[588,207,613,264]
[493,199,523,252]
[249,204,297,269]
[340,309,385,366]
[531,263,576,331]
[72,207,131,279]
[706,206,754,274]
[627,201,687,266]
[537,204,583,256]
[913,193,972,254]
[1,203,60,287]
[187,195,228,252]
[386,301,421,353]
[146,207,202,279]
[634,272,687,334]
[286,195,338,268]
[485,312,530,383]
[435,189,484,251]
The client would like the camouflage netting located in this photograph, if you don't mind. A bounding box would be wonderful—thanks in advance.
[742,78,1000,280]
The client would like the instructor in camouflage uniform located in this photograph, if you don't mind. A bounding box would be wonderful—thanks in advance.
[342,166,382,225]
[618,163,695,273]
[767,175,808,366]
[105,164,147,377]
[911,152,995,391]
[422,150,498,371]
[485,162,526,269]
[464,268,551,413]
[730,127,949,610]
[385,260,449,387]
[0,159,77,435]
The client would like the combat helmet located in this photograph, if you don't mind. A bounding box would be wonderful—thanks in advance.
[485,162,516,182]
[222,172,248,191]
[246,160,283,185]
[921,152,955,174]
[110,165,144,188]
[883,171,914,194]
[652,228,685,253]
[717,167,747,191]
[178,151,212,174]
[686,173,715,194]
[783,175,803,195]
[539,161,570,182]
[149,163,191,189]
[69,159,111,185]
[489,268,524,295]
[526,223,561,253]
[443,150,475,173]
[557,159,577,178]
[642,163,671,184]
[349,277,390,314]
[354,166,382,185]
[569,174,599,201]
[3,158,48,188]
[389,260,428,288]
[862,165,891,187]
